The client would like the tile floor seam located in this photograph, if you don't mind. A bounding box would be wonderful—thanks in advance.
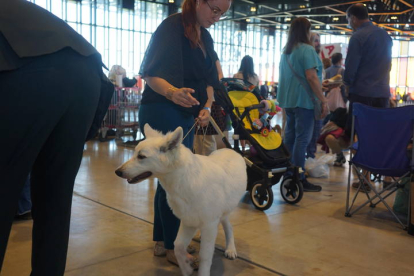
[64,248,151,273]
[73,192,154,225]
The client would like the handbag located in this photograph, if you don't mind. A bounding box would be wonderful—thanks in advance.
[285,55,323,120]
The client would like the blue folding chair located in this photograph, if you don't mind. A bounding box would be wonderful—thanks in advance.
[345,103,414,229]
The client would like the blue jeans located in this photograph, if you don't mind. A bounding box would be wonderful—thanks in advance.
[284,108,315,179]
[306,119,323,159]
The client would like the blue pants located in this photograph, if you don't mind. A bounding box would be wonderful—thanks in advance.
[139,102,195,250]
[306,119,323,159]
[284,108,315,179]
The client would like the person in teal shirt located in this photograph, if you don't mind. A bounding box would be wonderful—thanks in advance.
[277,17,328,192]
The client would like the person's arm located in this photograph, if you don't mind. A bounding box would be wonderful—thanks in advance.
[305,68,329,117]
[144,76,199,108]
[197,55,220,127]
[216,60,224,80]
[197,86,213,127]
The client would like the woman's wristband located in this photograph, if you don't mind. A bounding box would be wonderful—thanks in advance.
[203,107,211,113]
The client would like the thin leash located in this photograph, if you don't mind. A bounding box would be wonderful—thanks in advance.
[182,120,199,142]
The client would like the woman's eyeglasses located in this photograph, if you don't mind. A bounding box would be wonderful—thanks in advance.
[205,1,227,20]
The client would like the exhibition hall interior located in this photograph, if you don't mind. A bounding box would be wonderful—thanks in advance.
[2,0,414,275]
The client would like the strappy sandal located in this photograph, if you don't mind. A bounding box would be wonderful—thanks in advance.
[166,251,199,270]
[154,242,167,256]
[154,242,196,256]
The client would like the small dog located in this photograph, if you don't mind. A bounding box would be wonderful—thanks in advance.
[115,124,247,276]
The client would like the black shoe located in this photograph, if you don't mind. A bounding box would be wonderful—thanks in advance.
[14,211,32,221]
[302,178,322,192]
[333,152,346,167]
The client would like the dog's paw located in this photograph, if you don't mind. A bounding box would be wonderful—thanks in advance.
[224,248,237,260]
[181,259,194,276]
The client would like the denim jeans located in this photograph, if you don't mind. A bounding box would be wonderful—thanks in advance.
[284,108,315,178]
[306,119,323,159]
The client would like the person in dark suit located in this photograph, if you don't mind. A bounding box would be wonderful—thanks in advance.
[0,0,114,275]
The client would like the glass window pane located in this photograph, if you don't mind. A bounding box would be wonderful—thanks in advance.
[398,57,408,86]
[390,58,398,87]
[392,40,400,57]
[400,41,409,57]
[67,1,78,22]
[407,57,414,88]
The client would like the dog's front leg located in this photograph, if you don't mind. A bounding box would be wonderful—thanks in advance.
[174,224,197,276]
[198,221,219,276]
[221,215,237,259]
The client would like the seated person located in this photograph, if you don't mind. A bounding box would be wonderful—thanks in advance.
[317,107,348,166]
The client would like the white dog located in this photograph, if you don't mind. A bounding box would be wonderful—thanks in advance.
[115,124,247,276]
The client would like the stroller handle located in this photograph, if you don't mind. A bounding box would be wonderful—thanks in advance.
[244,103,266,112]
[239,102,266,121]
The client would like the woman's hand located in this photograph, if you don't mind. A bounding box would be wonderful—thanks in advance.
[197,108,210,127]
[321,101,329,118]
[166,87,200,108]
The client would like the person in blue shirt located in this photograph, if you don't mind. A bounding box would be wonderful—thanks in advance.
[344,3,392,134]
[344,3,392,191]
[277,17,329,192]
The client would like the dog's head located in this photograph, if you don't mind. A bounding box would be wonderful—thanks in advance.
[115,124,183,184]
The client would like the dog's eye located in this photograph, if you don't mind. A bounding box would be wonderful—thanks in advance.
[137,154,146,160]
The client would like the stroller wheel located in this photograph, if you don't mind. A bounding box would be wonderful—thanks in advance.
[280,177,303,204]
[250,181,273,211]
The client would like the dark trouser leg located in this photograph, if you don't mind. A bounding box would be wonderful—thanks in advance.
[0,49,101,275]
[138,103,194,250]
[155,183,180,250]
[153,183,164,242]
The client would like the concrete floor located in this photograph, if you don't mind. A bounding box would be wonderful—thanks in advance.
[3,127,414,275]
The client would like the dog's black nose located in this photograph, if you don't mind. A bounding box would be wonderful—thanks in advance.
[115,170,123,177]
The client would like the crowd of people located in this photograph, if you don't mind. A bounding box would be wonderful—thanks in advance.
[0,0,396,275]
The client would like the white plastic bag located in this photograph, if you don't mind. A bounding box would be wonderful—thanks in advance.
[108,65,126,84]
[305,154,335,178]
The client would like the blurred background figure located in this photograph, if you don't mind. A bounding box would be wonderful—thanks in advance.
[233,55,259,87]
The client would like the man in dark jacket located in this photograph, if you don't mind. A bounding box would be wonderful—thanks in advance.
[0,1,113,275]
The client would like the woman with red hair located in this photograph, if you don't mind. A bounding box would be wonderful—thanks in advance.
[139,0,232,267]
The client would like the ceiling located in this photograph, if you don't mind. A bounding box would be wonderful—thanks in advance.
[227,0,414,40]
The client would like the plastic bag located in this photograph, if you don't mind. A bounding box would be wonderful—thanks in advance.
[108,65,126,85]
[305,154,335,178]
[326,87,346,112]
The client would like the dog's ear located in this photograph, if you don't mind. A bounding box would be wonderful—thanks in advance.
[161,127,183,152]
[144,124,162,138]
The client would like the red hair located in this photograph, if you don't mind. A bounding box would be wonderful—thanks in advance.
[182,0,199,48]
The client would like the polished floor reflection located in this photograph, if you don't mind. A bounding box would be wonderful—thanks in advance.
[3,130,414,275]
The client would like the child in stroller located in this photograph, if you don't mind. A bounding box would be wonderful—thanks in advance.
[210,78,304,210]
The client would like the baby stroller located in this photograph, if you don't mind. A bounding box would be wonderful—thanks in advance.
[210,78,304,210]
